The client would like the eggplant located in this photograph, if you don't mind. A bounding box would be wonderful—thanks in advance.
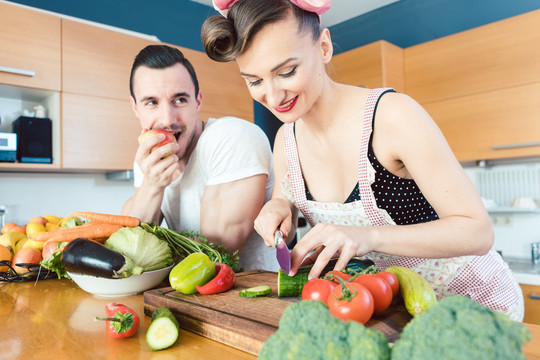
[61,238,143,278]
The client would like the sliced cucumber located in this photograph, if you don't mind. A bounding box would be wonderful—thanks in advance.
[239,285,272,298]
[278,268,309,297]
[146,307,180,351]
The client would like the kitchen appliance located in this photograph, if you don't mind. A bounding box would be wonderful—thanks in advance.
[0,132,17,162]
[12,116,52,163]
[274,230,291,274]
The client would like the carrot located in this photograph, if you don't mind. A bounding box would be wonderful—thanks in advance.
[35,222,124,242]
[63,212,141,227]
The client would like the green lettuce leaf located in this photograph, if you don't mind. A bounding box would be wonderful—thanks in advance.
[105,227,173,271]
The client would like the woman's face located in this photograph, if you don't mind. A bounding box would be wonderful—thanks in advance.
[235,14,332,123]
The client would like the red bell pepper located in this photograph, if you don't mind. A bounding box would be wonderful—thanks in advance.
[95,302,140,338]
[196,263,236,295]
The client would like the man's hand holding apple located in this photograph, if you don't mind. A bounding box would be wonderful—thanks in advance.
[136,129,181,189]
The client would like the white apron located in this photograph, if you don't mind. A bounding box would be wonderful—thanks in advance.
[282,88,524,321]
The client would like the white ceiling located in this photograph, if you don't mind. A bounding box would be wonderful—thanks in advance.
[190,0,400,27]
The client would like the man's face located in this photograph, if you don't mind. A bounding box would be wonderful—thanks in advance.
[131,63,202,161]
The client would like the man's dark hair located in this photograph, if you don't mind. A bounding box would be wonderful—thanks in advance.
[129,45,200,101]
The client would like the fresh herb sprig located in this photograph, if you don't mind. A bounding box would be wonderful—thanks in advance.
[140,223,240,272]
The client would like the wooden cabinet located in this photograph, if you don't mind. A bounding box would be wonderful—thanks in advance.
[0,3,61,91]
[61,93,140,170]
[60,19,155,170]
[330,40,405,93]
[404,9,540,162]
[520,284,540,325]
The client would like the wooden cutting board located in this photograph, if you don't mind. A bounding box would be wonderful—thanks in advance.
[144,270,411,355]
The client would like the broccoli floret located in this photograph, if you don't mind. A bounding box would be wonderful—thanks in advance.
[258,301,390,360]
[391,295,531,360]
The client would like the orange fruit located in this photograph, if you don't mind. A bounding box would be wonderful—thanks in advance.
[1,222,18,234]
[0,244,13,272]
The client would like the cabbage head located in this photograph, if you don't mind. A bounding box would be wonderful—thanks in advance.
[105,227,173,271]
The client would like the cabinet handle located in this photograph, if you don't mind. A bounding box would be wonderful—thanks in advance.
[0,66,36,77]
[530,293,540,301]
[492,141,540,150]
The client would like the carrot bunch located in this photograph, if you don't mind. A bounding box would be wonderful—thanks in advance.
[35,212,140,244]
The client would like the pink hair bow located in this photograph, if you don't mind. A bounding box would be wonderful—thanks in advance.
[213,0,331,17]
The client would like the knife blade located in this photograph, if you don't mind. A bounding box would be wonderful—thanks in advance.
[274,230,291,274]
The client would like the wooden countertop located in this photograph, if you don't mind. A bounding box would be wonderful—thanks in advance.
[1,278,539,359]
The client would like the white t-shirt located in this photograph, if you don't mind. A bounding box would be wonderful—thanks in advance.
[134,117,278,272]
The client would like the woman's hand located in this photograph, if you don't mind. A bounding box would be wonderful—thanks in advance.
[254,197,294,248]
[290,223,374,279]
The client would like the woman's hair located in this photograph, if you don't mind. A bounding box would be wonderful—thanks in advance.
[201,0,321,62]
[129,45,200,101]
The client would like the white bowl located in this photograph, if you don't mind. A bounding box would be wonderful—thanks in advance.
[68,264,174,297]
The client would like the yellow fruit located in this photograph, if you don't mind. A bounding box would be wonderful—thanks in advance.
[45,222,60,232]
[22,239,44,251]
[15,238,29,254]
[0,244,13,272]
[26,222,47,238]
[44,215,63,225]
[0,232,26,252]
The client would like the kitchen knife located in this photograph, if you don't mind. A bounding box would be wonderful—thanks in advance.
[274,230,291,274]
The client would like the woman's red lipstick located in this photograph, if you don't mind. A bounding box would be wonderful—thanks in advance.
[275,96,298,113]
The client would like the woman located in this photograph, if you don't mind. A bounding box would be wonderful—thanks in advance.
[201,0,523,320]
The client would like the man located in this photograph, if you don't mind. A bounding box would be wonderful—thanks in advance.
[122,44,276,271]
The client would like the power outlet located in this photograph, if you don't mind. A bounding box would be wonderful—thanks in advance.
[489,214,514,227]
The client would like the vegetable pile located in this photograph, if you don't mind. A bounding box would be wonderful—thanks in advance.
[259,295,531,360]
[258,300,390,360]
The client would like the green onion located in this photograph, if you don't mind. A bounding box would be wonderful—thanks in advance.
[140,223,239,272]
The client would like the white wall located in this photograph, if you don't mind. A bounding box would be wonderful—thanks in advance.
[0,172,134,225]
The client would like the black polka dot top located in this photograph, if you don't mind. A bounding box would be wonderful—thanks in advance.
[304,92,439,225]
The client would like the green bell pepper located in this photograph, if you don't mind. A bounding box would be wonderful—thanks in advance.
[169,253,216,294]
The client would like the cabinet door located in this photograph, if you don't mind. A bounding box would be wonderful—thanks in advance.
[0,3,61,91]
[330,40,405,93]
[520,284,540,325]
[423,82,540,162]
[62,19,156,101]
[62,93,139,170]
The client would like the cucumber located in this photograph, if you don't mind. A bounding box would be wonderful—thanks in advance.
[277,258,376,297]
[385,266,437,316]
[146,307,180,351]
[278,268,309,297]
[239,285,272,298]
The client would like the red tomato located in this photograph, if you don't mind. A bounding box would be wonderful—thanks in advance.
[375,271,400,299]
[327,282,374,324]
[324,270,352,283]
[352,274,393,314]
[301,279,337,305]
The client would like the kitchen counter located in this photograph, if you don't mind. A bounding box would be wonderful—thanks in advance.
[1,278,539,359]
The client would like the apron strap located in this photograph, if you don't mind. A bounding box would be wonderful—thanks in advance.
[358,88,394,226]
[283,123,316,227]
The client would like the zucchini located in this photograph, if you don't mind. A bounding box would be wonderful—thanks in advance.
[239,285,272,298]
[146,307,180,351]
[385,266,437,316]
[277,258,375,297]
[61,237,143,278]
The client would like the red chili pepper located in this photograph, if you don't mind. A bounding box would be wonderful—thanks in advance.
[95,302,140,338]
[196,263,236,295]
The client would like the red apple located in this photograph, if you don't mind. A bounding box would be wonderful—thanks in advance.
[140,129,175,155]
[28,216,47,226]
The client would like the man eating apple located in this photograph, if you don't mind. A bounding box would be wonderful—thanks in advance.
[122,45,277,272]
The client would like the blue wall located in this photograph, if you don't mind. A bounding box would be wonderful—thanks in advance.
[330,0,540,54]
